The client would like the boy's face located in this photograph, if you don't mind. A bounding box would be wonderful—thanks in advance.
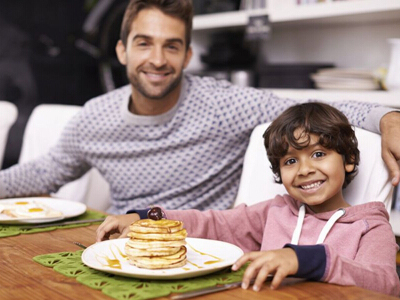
[116,7,192,100]
[279,131,354,213]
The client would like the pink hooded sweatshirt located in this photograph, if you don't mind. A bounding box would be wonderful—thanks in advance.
[164,194,400,296]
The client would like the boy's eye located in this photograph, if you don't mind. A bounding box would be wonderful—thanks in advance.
[284,158,297,165]
[312,151,325,158]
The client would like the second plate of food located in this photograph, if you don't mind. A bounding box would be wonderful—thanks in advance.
[0,197,87,224]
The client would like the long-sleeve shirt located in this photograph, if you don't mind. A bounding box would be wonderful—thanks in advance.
[165,195,400,296]
[0,74,393,214]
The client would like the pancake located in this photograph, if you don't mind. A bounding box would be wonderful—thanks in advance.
[125,218,187,269]
[127,246,187,269]
[124,244,182,257]
[127,229,187,241]
[126,238,186,250]
[129,257,187,269]
[129,219,184,233]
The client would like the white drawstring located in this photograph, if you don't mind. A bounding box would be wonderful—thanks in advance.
[291,204,345,245]
[291,204,306,245]
[316,208,345,244]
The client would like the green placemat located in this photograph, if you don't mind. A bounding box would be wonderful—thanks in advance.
[33,250,248,300]
[0,210,107,238]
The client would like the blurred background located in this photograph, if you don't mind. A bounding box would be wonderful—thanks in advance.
[0,0,399,169]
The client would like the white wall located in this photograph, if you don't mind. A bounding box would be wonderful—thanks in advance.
[187,20,400,71]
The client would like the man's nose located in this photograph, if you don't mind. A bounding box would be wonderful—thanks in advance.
[148,46,167,67]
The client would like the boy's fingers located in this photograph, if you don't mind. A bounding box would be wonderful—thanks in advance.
[232,252,252,271]
[252,264,273,292]
[118,226,131,238]
[96,219,118,242]
[270,269,286,290]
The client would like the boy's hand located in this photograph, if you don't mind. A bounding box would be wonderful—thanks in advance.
[96,213,140,242]
[232,248,298,291]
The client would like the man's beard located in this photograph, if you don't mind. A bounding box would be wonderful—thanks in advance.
[127,70,183,100]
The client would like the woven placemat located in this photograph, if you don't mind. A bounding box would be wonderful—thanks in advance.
[33,250,247,300]
[0,210,106,238]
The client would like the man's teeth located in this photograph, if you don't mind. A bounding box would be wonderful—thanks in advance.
[147,73,165,78]
[301,181,322,190]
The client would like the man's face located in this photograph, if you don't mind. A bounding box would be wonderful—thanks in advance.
[116,8,192,100]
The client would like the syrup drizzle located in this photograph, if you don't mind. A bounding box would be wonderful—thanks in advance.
[186,243,223,268]
[96,244,128,269]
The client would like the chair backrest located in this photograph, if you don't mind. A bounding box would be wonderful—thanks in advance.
[0,101,18,169]
[19,104,111,211]
[234,123,394,212]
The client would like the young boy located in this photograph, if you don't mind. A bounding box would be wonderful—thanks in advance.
[96,102,400,296]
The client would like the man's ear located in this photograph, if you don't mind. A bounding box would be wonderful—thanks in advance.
[115,40,127,65]
[183,46,193,69]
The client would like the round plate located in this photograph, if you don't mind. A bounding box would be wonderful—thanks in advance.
[0,197,87,224]
[82,237,244,280]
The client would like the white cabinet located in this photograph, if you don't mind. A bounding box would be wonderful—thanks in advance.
[268,0,400,25]
[193,8,268,30]
[193,0,400,30]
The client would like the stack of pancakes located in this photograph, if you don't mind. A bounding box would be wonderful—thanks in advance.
[125,219,187,269]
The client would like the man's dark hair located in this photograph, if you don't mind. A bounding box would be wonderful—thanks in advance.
[263,102,360,188]
[120,0,193,49]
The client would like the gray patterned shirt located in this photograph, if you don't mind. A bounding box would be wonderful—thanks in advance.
[0,74,391,214]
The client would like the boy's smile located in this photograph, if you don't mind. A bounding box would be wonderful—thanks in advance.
[280,130,354,213]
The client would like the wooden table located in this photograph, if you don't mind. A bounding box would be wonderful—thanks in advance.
[0,224,398,300]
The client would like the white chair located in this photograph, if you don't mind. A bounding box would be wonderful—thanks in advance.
[19,104,111,211]
[235,123,394,212]
[0,101,18,169]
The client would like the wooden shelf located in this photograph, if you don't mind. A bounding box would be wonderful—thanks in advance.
[193,9,268,31]
[270,88,400,109]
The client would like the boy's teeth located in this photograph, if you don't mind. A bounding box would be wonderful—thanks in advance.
[301,181,322,190]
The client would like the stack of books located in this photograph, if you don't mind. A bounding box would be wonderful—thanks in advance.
[310,68,381,90]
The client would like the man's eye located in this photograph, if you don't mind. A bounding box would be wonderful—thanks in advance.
[167,45,179,50]
[137,41,148,47]
[284,158,296,165]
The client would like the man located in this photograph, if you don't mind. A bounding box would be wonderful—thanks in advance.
[0,0,399,214]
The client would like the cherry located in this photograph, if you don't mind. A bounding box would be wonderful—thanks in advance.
[147,207,164,220]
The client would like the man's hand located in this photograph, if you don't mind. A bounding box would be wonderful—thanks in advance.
[380,111,400,186]
[96,213,140,242]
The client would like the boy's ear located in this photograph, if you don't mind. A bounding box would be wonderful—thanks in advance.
[345,163,355,173]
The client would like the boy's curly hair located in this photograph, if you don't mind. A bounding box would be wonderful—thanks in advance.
[263,102,360,188]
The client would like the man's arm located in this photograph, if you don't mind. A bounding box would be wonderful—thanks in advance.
[380,111,400,186]
[0,112,90,198]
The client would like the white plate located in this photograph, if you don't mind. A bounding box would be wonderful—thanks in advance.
[0,197,86,224]
[82,238,244,280]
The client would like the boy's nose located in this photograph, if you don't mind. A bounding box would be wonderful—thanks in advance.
[297,160,315,176]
